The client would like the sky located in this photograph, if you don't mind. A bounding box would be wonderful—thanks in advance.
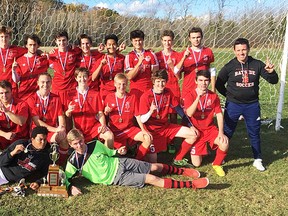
[62,0,284,19]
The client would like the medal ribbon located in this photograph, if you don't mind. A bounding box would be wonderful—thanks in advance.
[58,49,68,72]
[152,90,163,116]
[75,146,88,175]
[115,94,126,118]
[106,55,116,79]
[198,91,208,114]
[77,87,89,110]
[37,91,50,116]
[0,47,9,68]
[82,54,92,70]
[162,50,171,70]
[191,47,202,68]
[26,55,37,73]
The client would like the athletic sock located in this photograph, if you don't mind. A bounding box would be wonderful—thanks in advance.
[212,148,227,166]
[135,144,149,160]
[161,164,184,175]
[174,141,192,160]
[163,178,193,188]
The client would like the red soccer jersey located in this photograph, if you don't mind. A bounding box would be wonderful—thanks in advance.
[104,92,139,134]
[124,49,158,97]
[181,47,214,96]
[156,50,181,99]
[76,50,103,91]
[139,88,178,132]
[183,89,222,130]
[16,54,49,100]
[66,89,104,140]
[97,54,125,100]
[0,46,27,92]
[49,47,82,92]
[27,92,63,129]
[0,98,29,141]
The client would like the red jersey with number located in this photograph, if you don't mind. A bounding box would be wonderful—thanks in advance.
[66,89,104,140]
[183,89,221,130]
[181,47,214,96]
[156,50,181,100]
[0,46,27,91]
[0,98,29,139]
[16,54,49,100]
[96,54,125,100]
[27,92,63,129]
[139,88,178,132]
[104,92,139,133]
[49,47,82,92]
[124,50,158,97]
[76,50,103,91]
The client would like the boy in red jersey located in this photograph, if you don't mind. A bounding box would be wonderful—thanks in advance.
[0,81,29,150]
[104,73,153,161]
[124,30,159,98]
[12,34,49,100]
[65,67,114,148]
[76,34,104,92]
[27,73,68,165]
[48,30,82,105]
[0,26,27,96]
[175,27,215,97]
[93,34,125,101]
[156,30,181,125]
[139,70,199,164]
[184,70,229,176]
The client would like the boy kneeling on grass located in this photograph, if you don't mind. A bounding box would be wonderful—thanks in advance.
[65,128,209,196]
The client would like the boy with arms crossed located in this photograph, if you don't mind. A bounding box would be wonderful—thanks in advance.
[184,70,229,176]
[65,128,208,196]
[104,73,152,161]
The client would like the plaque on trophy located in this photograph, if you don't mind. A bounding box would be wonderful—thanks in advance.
[37,143,68,198]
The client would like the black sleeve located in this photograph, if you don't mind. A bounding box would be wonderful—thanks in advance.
[259,61,279,84]
[0,140,27,167]
[174,105,193,127]
[216,66,229,97]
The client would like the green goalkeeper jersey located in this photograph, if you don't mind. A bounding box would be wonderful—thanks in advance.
[65,140,119,187]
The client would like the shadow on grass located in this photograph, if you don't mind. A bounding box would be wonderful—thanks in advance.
[207,183,231,190]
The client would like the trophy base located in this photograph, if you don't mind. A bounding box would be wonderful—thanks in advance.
[37,185,68,198]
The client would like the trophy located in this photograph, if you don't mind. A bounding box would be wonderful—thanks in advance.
[37,143,68,198]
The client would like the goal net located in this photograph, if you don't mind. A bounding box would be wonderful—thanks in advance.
[0,0,287,127]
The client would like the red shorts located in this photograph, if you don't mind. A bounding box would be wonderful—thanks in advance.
[113,126,141,149]
[150,123,181,153]
[0,137,16,150]
[84,121,102,142]
[190,126,219,156]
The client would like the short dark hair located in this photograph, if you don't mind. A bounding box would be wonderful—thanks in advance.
[188,27,203,38]
[104,34,119,45]
[55,30,69,40]
[38,72,52,80]
[234,38,250,50]
[0,80,12,91]
[0,26,12,36]
[152,69,168,83]
[196,70,211,80]
[75,67,89,77]
[31,126,48,139]
[161,30,174,40]
[130,30,145,40]
[24,34,41,46]
[78,34,92,45]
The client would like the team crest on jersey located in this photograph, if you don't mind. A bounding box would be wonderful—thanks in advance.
[74,99,79,103]
[18,157,36,171]
[163,95,168,105]
[68,54,74,60]
[124,102,130,112]
[207,99,212,107]
[111,103,115,107]
[203,55,209,62]
[145,56,151,62]
[36,103,40,107]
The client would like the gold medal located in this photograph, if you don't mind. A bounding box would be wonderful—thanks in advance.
[80,111,84,116]
[119,118,123,123]
[3,67,6,72]
[62,70,66,76]
[109,75,112,80]
[195,67,198,73]
[201,113,205,119]
[156,114,160,119]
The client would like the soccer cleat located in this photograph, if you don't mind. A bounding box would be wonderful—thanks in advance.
[253,159,266,171]
[182,168,201,178]
[192,177,209,189]
[173,158,194,168]
[212,165,226,177]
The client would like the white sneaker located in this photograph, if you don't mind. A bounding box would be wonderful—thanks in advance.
[253,159,266,171]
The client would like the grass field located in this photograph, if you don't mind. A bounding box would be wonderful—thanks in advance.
[0,47,287,215]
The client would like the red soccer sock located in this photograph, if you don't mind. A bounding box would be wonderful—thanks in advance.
[135,144,149,160]
[212,148,227,166]
[57,146,69,166]
[161,164,184,175]
[163,178,194,188]
[174,141,192,160]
